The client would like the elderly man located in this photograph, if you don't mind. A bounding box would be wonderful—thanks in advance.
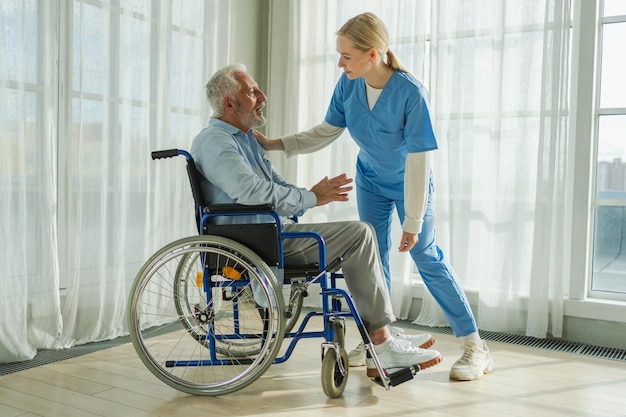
[190,64,442,376]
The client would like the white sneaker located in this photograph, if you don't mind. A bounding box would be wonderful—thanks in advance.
[390,326,435,349]
[348,327,435,367]
[449,342,495,381]
[366,338,442,378]
[347,342,367,367]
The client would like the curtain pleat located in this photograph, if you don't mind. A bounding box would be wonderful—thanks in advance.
[526,0,571,338]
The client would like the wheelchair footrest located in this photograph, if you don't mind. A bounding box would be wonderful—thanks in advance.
[372,365,419,388]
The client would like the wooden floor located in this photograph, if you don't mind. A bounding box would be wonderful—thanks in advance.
[1,317,626,417]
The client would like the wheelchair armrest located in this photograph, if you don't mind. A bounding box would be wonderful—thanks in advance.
[204,204,275,214]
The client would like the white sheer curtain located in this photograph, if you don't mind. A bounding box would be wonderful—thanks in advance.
[0,0,231,362]
[268,0,572,337]
[429,0,571,336]
[0,0,62,362]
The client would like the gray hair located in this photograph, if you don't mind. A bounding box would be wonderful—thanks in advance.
[205,63,247,118]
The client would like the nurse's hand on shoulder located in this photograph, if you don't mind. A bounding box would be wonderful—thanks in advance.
[310,174,353,207]
[399,231,418,252]
[253,130,284,151]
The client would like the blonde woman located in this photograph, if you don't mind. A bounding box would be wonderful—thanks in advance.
[256,12,493,381]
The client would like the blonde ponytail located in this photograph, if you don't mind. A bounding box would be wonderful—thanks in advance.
[386,49,410,73]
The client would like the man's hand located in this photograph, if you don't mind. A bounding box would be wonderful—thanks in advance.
[398,231,418,252]
[310,174,353,206]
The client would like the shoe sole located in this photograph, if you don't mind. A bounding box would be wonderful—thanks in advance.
[366,354,442,378]
[418,337,435,349]
[449,360,495,381]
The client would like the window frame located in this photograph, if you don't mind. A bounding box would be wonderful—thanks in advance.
[569,0,626,306]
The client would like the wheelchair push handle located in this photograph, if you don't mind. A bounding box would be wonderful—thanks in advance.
[151,149,193,160]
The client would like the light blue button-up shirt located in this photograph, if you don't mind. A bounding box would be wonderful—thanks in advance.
[190,118,317,224]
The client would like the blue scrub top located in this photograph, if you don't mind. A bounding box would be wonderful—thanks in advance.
[324,71,438,200]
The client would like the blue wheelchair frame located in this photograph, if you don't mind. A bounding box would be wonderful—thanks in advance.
[155,150,365,356]
[140,148,415,395]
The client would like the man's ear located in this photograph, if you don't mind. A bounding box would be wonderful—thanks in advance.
[222,97,235,113]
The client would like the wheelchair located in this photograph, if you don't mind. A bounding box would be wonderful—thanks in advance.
[127,149,421,398]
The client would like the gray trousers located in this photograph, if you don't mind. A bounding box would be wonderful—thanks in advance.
[282,221,395,332]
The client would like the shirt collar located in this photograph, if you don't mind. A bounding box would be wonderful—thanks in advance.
[208,117,248,136]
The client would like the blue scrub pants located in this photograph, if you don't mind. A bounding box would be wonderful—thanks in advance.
[356,179,478,337]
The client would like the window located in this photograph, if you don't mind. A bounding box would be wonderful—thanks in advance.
[590,0,626,297]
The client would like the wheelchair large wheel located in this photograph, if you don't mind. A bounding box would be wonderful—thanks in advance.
[283,279,305,334]
[174,252,303,356]
[128,235,285,396]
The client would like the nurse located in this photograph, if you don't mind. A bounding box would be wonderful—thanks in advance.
[256,12,494,381]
